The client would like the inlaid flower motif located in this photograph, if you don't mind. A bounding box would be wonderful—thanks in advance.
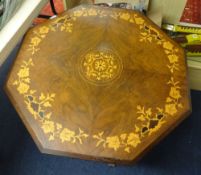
[169,87,181,99]
[39,26,49,34]
[94,60,106,71]
[165,104,177,116]
[60,22,73,33]
[41,120,55,134]
[74,10,83,17]
[60,128,75,143]
[106,136,120,151]
[127,133,140,147]
[168,55,178,63]
[120,13,130,20]
[135,17,144,25]
[17,82,29,94]
[17,68,29,78]
[163,41,173,50]
[30,37,41,46]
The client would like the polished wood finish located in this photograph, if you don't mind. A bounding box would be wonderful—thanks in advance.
[5,5,191,164]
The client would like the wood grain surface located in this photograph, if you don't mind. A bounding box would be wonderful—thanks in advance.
[5,5,191,164]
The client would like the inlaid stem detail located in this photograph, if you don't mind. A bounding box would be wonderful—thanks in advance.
[93,129,141,153]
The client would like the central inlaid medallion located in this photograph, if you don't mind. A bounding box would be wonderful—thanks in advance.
[79,50,123,85]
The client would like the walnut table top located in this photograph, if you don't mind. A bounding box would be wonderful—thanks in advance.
[5,5,191,164]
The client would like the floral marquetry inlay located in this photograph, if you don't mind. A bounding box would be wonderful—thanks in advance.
[13,59,89,144]
[79,51,123,85]
[9,5,188,158]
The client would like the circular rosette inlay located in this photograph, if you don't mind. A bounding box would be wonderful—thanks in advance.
[79,50,123,85]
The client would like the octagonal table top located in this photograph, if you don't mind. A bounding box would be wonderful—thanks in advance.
[5,5,191,163]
